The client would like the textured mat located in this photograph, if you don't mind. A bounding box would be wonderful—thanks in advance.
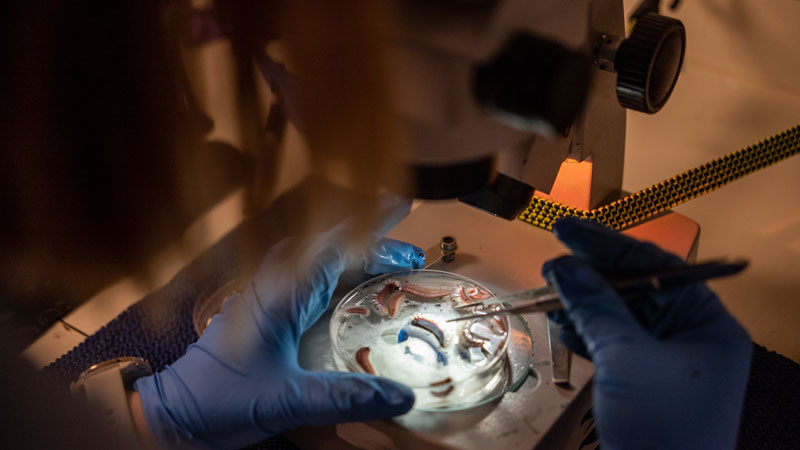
[738,344,800,450]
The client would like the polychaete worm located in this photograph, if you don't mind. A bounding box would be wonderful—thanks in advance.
[453,285,492,303]
[387,292,406,318]
[460,320,485,348]
[429,377,452,387]
[430,385,454,397]
[344,307,370,316]
[355,347,376,375]
[400,283,451,299]
[371,280,400,314]
[410,315,446,347]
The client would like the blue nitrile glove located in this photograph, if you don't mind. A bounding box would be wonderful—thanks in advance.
[361,238,426,275]
[543,217,752,450]
[135,200,424,449]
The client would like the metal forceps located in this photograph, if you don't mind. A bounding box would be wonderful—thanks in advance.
[447,258,749,323]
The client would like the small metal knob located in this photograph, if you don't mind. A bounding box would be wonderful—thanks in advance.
[440,236,457,263]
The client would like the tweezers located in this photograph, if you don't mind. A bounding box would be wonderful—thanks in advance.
[447,258,749,323]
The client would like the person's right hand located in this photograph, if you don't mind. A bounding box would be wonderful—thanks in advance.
[543,217,752,450]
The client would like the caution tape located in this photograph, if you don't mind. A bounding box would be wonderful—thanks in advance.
[518,125,800,231]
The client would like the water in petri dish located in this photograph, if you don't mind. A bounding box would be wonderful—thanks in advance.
[331,270,510,410]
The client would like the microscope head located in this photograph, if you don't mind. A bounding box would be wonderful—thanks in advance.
[385,0,685,217]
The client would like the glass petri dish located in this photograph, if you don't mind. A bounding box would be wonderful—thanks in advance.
[192,277,245,336]
[331,270,514,411]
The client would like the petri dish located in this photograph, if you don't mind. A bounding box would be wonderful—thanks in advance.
[331,270,522,411]
[192,277,245,336]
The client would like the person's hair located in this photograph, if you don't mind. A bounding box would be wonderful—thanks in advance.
[0,1,405,305]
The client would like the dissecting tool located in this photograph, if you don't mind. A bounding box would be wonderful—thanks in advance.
[448,258,749,322]
[423,249,456,270]
[547,317,572,386]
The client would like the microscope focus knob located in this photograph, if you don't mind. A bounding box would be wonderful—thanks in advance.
[615,13,685,114]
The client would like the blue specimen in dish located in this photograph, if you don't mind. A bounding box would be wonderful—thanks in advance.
[398,319,448,366]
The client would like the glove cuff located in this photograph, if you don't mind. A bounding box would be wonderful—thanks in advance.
[134,372,211,450]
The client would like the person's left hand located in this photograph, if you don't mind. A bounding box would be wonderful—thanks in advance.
[135,198,424,449]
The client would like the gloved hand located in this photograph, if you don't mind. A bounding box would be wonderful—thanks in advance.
[135,198,424,449]
[543,217,752,450]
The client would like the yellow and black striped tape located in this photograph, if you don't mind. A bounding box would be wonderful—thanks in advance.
[518,124,800,231]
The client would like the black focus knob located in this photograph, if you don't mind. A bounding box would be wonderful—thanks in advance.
[615,13,686,114]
